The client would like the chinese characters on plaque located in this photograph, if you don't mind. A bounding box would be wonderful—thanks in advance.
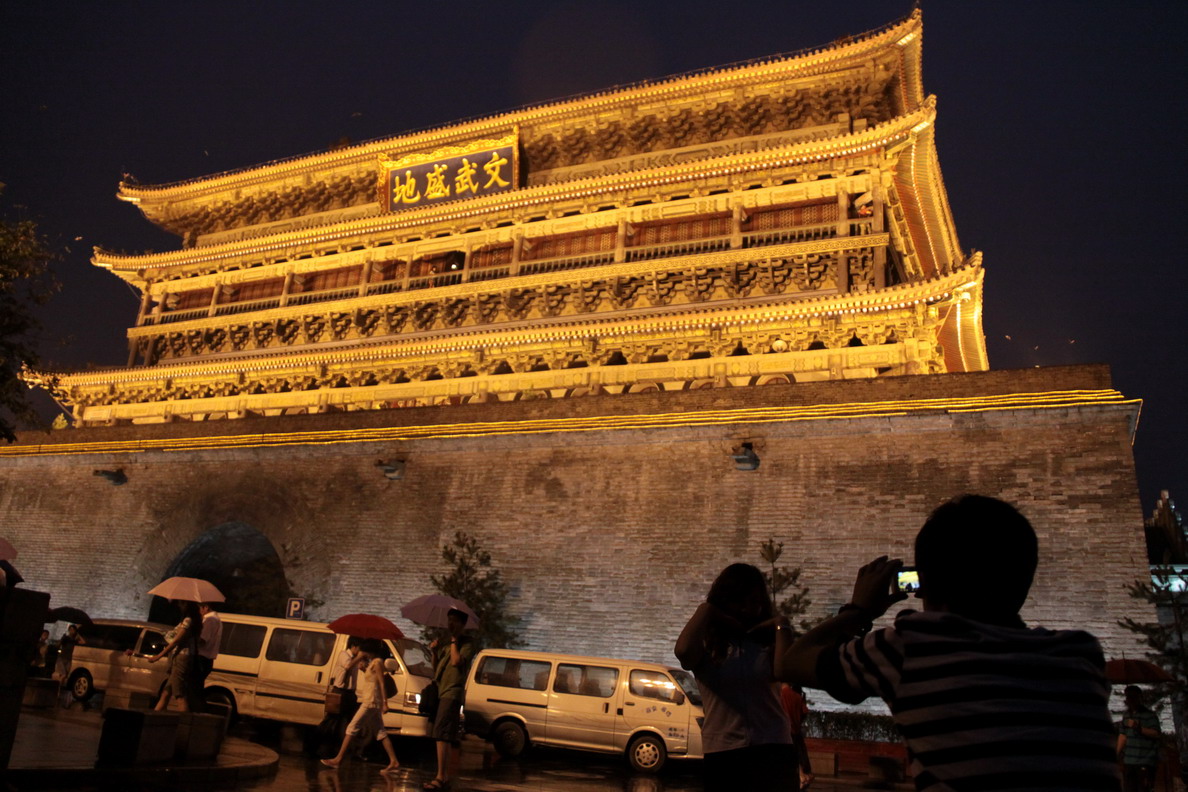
[379,136,517,213]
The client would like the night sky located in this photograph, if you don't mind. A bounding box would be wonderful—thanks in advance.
[2,2,1185,514]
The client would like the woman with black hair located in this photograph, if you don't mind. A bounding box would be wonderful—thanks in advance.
[149,599,202,712]
[675,563,796,791]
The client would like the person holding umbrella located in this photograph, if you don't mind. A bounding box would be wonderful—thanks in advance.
[321,639,400,774]
[425,608,475,791]
[149,600,202,712]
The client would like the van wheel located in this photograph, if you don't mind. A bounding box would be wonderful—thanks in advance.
[492,721,528,758]
[204,688,237,724]
[69,670,94,701]
[627,733,666,773]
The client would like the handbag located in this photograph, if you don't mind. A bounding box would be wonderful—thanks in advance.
[418,680,439,717]
[324,688,343,715]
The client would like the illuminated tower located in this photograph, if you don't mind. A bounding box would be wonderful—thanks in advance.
[47,11,985,426]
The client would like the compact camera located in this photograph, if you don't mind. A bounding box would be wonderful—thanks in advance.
[896,566,920,595]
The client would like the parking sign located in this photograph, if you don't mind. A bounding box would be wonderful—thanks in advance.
[286,597,305,620]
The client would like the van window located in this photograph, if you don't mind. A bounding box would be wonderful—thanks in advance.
[139,630,168,657]
[265,628,335,666]
[395,639,433,677]
[220,622,267,658]
[79,623,141,652]
[555,663,618,697]
[630,669,683,703]
[477,656,551,691]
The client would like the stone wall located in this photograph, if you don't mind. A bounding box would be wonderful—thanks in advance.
[0,365,1151,679]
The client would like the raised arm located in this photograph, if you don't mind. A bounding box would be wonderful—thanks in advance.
[776,556,905,685]
[149,622,190,663]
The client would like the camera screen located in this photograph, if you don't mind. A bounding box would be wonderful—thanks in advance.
[897,568,920,594]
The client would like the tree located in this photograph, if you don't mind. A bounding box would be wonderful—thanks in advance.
[430,531,523,649]
[1120,567,1188,700]
[0,190,59,442]
[759,538,818,632]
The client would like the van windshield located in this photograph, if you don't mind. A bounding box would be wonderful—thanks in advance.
[395,638,433,677]
[668,668,702,706]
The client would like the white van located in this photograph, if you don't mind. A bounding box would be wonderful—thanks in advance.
[464,648,704,773]
[204,613,435,736]
[69,619,173,701]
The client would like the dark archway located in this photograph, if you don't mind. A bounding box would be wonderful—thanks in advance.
[148,522,291,623]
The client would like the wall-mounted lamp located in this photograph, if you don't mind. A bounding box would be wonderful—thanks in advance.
[376,460,405,480]
[730,443,760,471]
[93,469,128,485]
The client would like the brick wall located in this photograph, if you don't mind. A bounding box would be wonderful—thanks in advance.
[0,365,1152,701]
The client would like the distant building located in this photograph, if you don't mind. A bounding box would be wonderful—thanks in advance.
[1146,491,1186,564]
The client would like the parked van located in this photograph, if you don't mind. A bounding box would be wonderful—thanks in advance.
[204,613,435,736]
[69,619,172,701]
[464,648,704,773]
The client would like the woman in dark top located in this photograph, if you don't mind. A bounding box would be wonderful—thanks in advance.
[676,563,796,791]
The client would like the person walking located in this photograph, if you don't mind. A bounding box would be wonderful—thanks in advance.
[425,608,475,791]
[675,563,796,791]
[149,600,202,712]
[321,640,400,774]
[1118,685,1161,792]
[780,683,814,790]
[53,623,86,704]
[315,637,365,757]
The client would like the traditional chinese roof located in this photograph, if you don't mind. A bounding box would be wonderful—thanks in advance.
[113,11,924,246]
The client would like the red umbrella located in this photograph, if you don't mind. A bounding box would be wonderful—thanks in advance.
[326,613,404,641]
[1105,658,1174,685]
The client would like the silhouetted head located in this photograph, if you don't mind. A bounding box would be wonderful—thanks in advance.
[175,599,202,623]
[346,636,363,651]
[359,638,384,658]
[707,563,773,630]
[447,608,469,635]
[1124,685,1146,710]
[915,495,1037,624]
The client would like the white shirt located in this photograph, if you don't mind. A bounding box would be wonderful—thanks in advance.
[198,610,222,660]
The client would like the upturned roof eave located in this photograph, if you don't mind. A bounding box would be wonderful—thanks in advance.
[115,11,923,213]
[93,100,938,285]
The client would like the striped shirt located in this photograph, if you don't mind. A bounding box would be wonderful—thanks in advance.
[818,609,1120,791]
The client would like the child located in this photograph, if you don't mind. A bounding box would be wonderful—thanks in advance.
[321,640,400,774]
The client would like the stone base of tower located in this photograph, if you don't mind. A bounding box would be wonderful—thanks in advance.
[0,364,1150,672]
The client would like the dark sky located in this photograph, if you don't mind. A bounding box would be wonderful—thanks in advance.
[2,1,1185,513]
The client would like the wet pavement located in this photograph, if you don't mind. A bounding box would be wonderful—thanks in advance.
[10,702,908,792]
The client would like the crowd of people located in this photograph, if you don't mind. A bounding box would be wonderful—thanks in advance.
[677,494,1165,792]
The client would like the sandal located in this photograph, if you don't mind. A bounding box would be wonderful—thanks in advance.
[423,781,446,790]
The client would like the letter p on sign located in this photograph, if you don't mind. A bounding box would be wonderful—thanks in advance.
[286,597,306,620]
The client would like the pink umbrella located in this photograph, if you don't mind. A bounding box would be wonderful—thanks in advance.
[147,576,225,603]
[401,594,480,630]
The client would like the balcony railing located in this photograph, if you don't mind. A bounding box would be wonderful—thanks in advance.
[213,296,283,316]
[287,286,360,306]
[148,216,882,327]
[151,307,209,325]
[518,250,615,275]
[624,235,731,262]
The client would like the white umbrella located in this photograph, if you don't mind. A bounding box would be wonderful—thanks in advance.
[401,594,480,630]
[0,537,16,562]
[147,576,225,603]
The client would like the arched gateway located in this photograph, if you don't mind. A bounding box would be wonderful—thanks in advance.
[148,522,289,623]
